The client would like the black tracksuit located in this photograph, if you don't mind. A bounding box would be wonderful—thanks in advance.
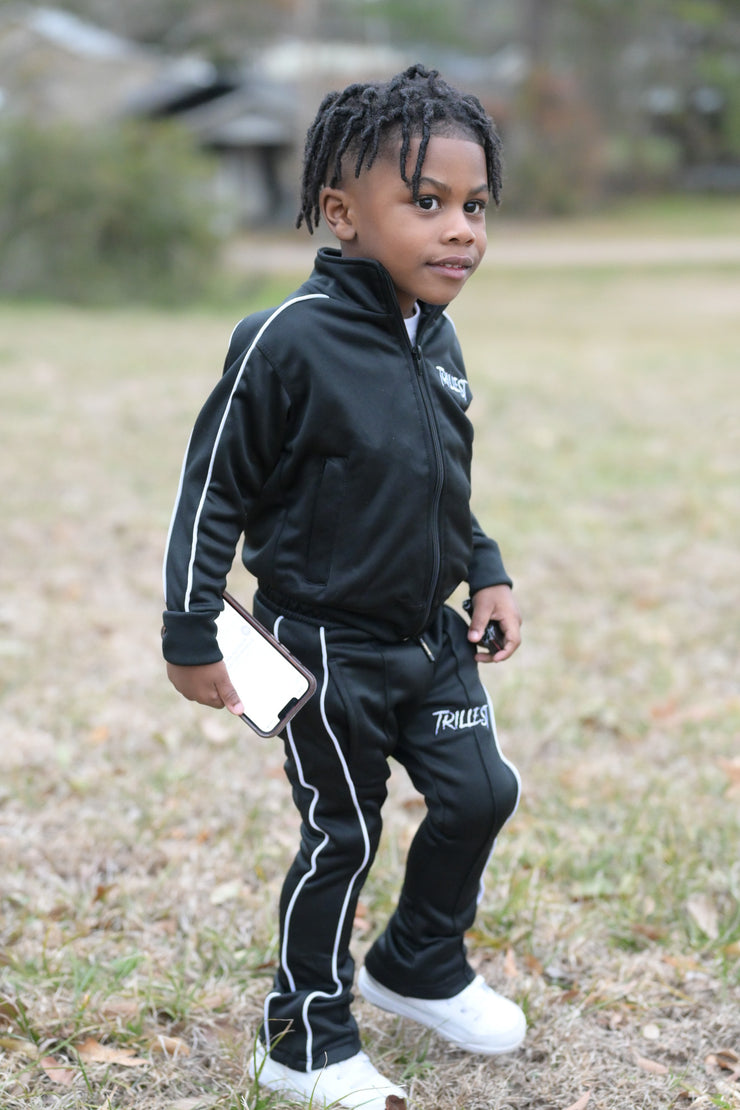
[162,247,521,1071]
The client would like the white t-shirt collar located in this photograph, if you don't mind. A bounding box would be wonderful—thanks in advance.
[404,302,421,344]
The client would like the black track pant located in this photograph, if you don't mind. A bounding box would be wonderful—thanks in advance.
[253,593,521,1072]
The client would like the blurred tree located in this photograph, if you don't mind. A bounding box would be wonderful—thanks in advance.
[22,0,740,203]
[503,0,740,194]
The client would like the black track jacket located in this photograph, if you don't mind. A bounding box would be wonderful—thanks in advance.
[162,248,511,665]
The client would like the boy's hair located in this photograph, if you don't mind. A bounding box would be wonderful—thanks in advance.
[297,63,503,233]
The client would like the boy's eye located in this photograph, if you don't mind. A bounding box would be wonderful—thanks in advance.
[416,195,440,211]
[464,199,486,215]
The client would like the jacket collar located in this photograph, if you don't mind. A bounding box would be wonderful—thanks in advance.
[312,247,447,334]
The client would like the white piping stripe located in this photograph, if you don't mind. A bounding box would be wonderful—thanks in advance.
[279,723,327,995]
[162,429,192,600]
[262,989,279,1055]
[265,624,371,1071]
[477,687,521,905]
[162,293,328,611]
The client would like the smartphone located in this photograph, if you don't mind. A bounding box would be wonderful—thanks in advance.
[216,592,317,736]
[462,598,506,653]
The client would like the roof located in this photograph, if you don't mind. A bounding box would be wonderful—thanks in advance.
[23,5,137,59]
[174,84,294,146]
[0,3,159,123]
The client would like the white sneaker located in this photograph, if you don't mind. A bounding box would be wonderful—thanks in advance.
[248,1042,408,1109]
[357,967,526,1055]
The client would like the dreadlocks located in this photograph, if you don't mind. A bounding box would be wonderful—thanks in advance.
[297,63,503,233]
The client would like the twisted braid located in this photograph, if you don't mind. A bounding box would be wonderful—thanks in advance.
[297,63,503,233]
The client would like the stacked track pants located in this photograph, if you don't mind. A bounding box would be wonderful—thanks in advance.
[253,592,521,1072]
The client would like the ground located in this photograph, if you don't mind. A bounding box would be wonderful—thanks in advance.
[1,198,739,1108]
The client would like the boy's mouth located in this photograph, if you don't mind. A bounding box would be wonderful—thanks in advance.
[428,256,474,276]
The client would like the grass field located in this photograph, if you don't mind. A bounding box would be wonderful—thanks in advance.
[1,200,739,1109]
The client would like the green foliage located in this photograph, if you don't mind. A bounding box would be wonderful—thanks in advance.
[324,0,469,49]
[0,119,221,305]
[697,52,740,160]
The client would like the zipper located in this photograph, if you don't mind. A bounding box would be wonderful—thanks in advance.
[416,635,436,663]
[411,342,445,633]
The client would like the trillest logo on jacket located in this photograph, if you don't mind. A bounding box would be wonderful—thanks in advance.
[432,704,489,735]
[436,365,468,401]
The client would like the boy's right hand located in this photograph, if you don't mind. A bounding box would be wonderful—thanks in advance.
[166,660,244,717]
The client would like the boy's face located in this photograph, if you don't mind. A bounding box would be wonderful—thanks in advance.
[321,133,489,318]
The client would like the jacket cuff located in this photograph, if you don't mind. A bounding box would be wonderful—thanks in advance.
[468,540,513,594]
[161,610,223,666]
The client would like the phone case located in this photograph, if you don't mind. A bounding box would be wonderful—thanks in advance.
[216,592,317,736]
[462,597,506,653]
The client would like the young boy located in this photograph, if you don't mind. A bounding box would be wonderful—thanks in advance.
[162,64,524,1110]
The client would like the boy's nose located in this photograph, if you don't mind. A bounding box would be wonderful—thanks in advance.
[444,215,476,244]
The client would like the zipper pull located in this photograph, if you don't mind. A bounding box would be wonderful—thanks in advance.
[416,635,436,663]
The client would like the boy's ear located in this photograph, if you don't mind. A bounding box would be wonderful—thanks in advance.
[320,187,357,242]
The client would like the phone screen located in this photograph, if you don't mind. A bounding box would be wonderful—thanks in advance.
[216,600,314,735]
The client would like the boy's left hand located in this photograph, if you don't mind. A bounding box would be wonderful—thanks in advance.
[466,584,522,663]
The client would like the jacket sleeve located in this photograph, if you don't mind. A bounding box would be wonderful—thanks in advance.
[467,512,513,594]
[161,338,290,665]
[443,320,513,595]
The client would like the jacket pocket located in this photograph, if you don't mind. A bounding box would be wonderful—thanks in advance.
[305,456,347,585]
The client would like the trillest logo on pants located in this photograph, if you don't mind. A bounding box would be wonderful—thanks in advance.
[432,704,489,735]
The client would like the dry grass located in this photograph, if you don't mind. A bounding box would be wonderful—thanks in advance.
[1,203,739,1109]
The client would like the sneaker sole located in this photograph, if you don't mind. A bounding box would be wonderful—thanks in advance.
[249,1042,408,1108]
[249,1047,321,1101]
[357,967,525,1055]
